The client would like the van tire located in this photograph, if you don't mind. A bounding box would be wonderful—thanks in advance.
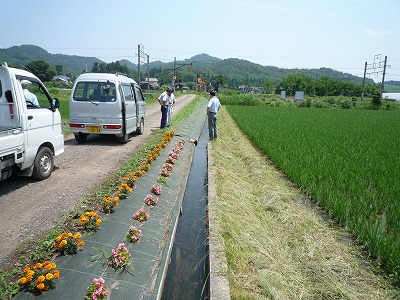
[136,118,144,135]
[32,147,54,180]
[75,133,88,143]
[117,132,129,144]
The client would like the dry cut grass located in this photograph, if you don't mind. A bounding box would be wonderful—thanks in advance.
[209,107,399,299]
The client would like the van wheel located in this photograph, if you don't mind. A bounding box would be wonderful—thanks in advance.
[117,132,129,144]
[136,119,144,135]
[75,133,88,143]
[32,147,54,180]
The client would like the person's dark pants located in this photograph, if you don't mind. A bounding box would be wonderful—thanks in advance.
[160,106,168,129]
[208,112,217,139]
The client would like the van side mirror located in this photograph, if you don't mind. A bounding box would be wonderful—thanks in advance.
[5,90,13,103]
[52,98,60,111]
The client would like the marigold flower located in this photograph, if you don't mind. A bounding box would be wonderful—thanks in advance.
[54,270,60,279]
[96,219,102,226]
[36,283,45,290]
[45,273,54,280]
[60,239,68,247]
[37,275,45,283]
[19,277,27,285]
[74,233,82,239]
[27,275,33,282]
[35,263,43,269]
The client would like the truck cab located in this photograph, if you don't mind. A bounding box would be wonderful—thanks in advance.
[0,63,64,181]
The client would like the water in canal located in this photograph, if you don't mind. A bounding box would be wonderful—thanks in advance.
[161,122,209,300]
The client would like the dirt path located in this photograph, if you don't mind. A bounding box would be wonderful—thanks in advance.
[0,94,195,270]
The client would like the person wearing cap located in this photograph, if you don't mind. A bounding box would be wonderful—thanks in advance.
[158,87,174,129]
[166,88,176,127]
[21,80,40,107]
[206,89,221,140]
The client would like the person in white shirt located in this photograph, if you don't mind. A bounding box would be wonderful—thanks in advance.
[21,80,40,107]
[166,88,176,127]
[158,87,174,128]
[206,89,221,140]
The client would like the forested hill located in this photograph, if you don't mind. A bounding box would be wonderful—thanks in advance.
[0,44,376,85]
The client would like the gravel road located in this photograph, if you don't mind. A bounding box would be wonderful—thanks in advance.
[0,94,195,270]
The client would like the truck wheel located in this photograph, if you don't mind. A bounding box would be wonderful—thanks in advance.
[117,132,129,144]
[136,118,144,135]
[32,147,54,180]
[75,133,88,143]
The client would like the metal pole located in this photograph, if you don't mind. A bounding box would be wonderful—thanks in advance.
[147,54,150,92]
[361,61,367,100]
[381,56,387,95]
[138,44,141,83]
[173,57,176,88]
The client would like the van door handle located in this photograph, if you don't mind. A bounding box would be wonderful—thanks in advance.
[28,115,33,120]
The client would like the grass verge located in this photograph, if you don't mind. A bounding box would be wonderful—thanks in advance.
[209,107,400,299]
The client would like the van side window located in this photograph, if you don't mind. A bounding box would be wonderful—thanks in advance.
[121,85,134,102]
[73,82,116,102]
[133,86,144,103]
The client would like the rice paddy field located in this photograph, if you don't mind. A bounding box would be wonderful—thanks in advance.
[226,105,400,277]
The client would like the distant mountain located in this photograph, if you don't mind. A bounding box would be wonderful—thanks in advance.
[0,44,104,75]
[0,44,391,87]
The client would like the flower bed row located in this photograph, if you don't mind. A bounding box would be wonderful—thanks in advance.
[17,131,188,299]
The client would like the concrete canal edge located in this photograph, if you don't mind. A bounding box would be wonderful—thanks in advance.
[207,141,231,300]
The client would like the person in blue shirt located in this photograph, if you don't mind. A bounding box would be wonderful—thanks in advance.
[206,89,221,140]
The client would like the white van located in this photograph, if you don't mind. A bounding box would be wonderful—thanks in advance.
[69,73,145,143]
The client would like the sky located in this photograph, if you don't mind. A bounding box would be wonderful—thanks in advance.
[1,0,399,82]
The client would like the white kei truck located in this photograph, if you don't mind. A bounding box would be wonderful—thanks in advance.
[69,73,146,143]
[0,63,64,182]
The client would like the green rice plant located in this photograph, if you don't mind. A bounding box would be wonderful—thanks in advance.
[227,105,400,276]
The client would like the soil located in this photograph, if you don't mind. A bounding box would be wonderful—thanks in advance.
[0,94,195,270]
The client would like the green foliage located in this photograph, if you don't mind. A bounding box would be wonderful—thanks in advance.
[25,60,57,82]
[227,106,400,277]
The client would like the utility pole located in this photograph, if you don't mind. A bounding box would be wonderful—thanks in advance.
[361,54,390,99]
[361,61,367,100]
[381,55,387,94]
[137,44,149,87]
[172,57,192,91]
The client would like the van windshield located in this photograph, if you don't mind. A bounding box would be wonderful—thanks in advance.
[73,81,116,102]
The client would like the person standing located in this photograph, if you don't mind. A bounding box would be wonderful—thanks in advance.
[166,88,176,127]
[158,87,173,129]
[206,89,221,140]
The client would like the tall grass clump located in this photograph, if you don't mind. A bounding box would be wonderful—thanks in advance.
[227,105,400,277]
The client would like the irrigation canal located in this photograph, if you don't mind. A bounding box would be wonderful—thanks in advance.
[161,120,209,300]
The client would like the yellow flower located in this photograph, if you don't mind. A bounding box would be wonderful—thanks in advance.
[27,275,33,282]
[37,275,45,283]
[74,233,82,239]
[77,241,85,246]
[60,239,68,247]
[19,277,27,285]
[23,267,30,273]
[35,263,43,269]
[53,270,60,278]
[26,270,35,277]
[95,219,102,226]
[55,236,62,242]
[45,273,54,280]
[37,283,45,290]
[67,232,73,238]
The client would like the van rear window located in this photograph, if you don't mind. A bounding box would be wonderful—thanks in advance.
[73,82,116,102]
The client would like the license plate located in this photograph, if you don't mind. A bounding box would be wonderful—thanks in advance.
[88,126,101,133]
